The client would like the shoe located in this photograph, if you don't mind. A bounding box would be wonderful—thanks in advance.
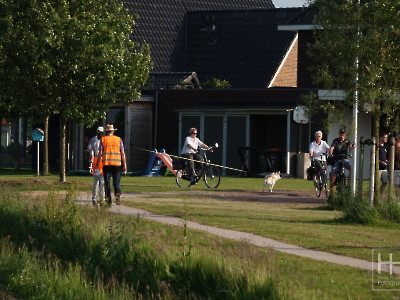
[105,197,112,207]
[91,199,97,206]
[115,193,121,205]
[105,201,114,207]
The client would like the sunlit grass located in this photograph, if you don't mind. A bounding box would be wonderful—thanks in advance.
[0,187,398,299]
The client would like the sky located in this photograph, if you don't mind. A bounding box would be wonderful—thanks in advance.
[272,0,309,8]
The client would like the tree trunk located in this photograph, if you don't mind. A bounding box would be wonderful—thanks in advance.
[43,116,49,176]
[374,115,380,200]
[12,118,20,172]
[59,118,66,182]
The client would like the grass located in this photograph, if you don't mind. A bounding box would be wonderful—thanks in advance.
[121,192,400,261]
[1,169,400,298]
[0,187,396,299]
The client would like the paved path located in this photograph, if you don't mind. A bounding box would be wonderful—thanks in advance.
[76,192,399,274]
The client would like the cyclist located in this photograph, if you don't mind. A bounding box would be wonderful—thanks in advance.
[309,130,330,188]
[329,128,356,193]
[180,127,212,185]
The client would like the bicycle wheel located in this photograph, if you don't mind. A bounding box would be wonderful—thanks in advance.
[176,170,191,188]
[204,166,221,188]
[321,170,330,198]
[336,172,346,192]
[314,174,321,197]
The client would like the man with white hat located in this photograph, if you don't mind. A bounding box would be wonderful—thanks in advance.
[96,124,127,206]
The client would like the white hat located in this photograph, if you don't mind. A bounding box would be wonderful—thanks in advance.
[97,126,104,132]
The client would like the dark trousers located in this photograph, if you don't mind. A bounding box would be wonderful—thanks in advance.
[312,160,326,177]
[103,165,121,201]
[181,153,203,180]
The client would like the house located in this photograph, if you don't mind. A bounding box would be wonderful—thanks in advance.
[142,8,312,177]
[6,1,350,179]
[116,1,312,176]
[2,1,314,176]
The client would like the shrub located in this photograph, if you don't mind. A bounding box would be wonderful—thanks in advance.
[328,189,379,224]
[375,196,400,223]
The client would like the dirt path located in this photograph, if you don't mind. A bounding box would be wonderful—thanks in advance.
[74,190,399,274]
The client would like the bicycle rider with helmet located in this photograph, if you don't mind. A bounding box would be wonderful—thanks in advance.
[329,128,356,193]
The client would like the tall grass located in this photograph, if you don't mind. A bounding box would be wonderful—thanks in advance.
[0,186,279,299]
[328,188,400,224]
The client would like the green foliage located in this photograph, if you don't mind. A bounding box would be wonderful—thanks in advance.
[0,0,152,125]
[201,78,231,89]
[309,0,400,126]
[328,188,400,224]
[375,196,400,223]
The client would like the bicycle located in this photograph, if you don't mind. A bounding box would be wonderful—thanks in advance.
[312,154,329,198]
[335,153,351,192]
[175,143,221,188]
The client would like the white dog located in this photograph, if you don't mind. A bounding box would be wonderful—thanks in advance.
[263,171,281,192]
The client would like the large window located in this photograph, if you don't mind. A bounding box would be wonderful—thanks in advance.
[0,118,32,167]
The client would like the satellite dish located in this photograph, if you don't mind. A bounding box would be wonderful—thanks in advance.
[293,106,309,124]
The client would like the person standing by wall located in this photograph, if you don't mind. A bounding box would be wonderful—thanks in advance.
[96,124,127,206]
[394,135,400,193]
[378,132,389,196]
[88,126,105,206]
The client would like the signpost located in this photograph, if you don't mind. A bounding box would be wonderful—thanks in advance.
[293,106,310,178]
[32,128,44,176]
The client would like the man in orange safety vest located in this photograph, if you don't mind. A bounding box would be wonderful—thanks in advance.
[95,124,127,206]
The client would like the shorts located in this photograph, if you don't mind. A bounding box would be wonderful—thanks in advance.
[379,170,389,183]
[394,170,400,186]
[331,159,351,174]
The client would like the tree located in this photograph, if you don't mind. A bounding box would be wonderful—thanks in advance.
[308,0,400,198]
[0,0,54,171]
[0,0,151,181]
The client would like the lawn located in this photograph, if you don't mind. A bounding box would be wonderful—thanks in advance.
[0,169,399,298]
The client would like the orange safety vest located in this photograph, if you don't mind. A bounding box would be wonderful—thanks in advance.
[101,135,122,166]
[92,156,103,174]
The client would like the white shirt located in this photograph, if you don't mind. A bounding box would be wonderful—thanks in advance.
[181,136,205,154]
[87,136,101,157]
[309,140,330,161]
[88,136,102,175]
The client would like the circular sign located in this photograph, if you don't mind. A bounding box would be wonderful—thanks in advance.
[293,106,309,124]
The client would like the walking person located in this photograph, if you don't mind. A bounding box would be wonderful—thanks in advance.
[394,135,400,194]
[96,124,127,206]
[378,132,389,196]
[88,126,105,206]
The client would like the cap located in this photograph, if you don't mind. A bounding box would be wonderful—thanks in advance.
[339,128,346,134]
[97,126,104,132]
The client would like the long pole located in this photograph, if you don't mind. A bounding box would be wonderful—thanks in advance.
[351,0,361,196]
[37,142,40,176]
[369,137,376,206]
